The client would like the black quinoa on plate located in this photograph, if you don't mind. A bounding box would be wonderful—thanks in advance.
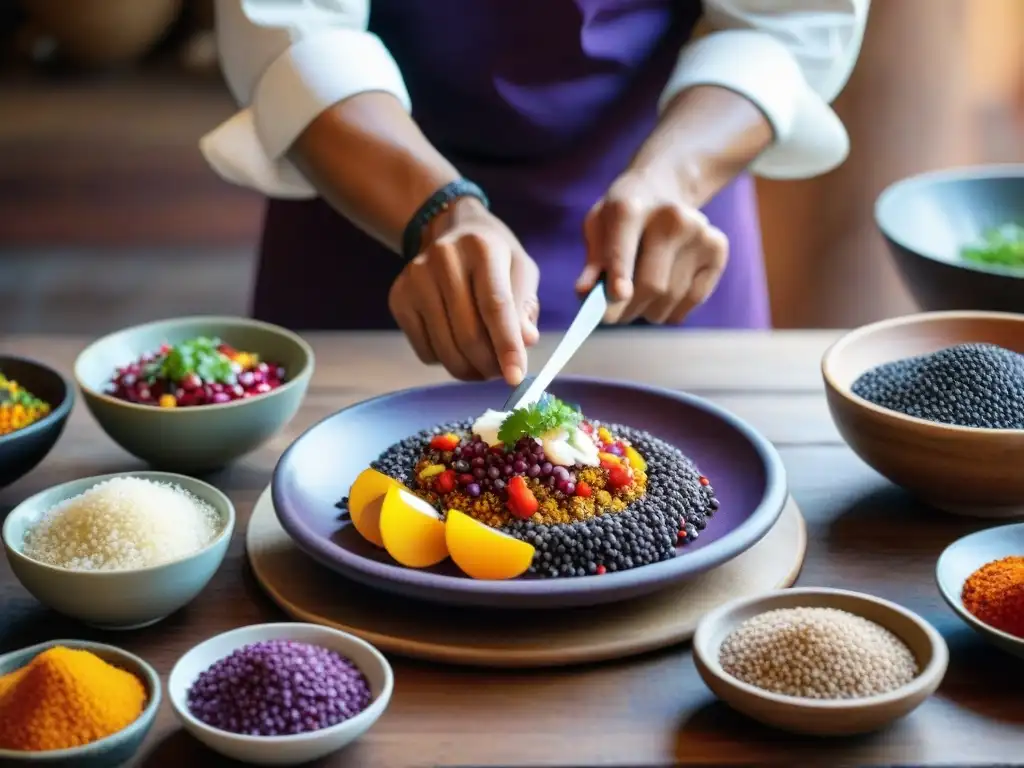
[339,395,719,579]
[851,342,1024,430]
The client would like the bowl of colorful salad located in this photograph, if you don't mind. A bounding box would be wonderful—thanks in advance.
[0,356,74,488]
[74,316,314,472]
[876,164,1024,312]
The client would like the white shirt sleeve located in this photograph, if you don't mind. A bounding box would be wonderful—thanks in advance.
[660,0,870,179]
[200,0,410,198]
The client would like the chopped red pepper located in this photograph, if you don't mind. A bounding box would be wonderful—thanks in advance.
[677,529,687,540]
[506,475,538,519]
[599,453,621,471]
[435,469,456,495]
[429,433,460,452]
[596,565,607,575]
[606,464,634,490]
[575,481,592,498]
[699,475,710,486]
[580,421,594,435]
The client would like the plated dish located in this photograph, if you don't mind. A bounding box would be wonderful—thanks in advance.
[342,395,718,580]
[272,377,787,609]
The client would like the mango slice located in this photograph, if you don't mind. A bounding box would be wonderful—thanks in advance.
[348,468,405,547]
[445,509,535,580]
[379,487,449,568]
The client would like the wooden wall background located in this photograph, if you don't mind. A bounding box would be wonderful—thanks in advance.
[0,0,1021,331]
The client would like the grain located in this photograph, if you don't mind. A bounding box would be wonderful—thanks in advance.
[22,476,222,571]
[719,607,919,699]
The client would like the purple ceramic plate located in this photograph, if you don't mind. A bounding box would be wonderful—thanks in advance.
[272,377,788,609]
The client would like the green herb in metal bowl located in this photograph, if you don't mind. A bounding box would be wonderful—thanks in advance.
[960,223,1024,270]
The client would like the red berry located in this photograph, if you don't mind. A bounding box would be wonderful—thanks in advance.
[429,433,460,452]
[699,476,709,486]
[678,529,687,540]
[575,481,592,498]
[435,469,456,495]
[506,475,538,519]
[180,373,202,391]
[596,565,607,576]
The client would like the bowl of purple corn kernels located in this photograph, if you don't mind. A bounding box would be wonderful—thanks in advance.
[168,623,393,766]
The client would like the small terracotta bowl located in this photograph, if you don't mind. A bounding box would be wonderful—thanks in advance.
[821,310,1024,517]
[692,587,948,736]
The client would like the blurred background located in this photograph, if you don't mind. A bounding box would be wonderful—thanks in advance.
[0,0,1021,335]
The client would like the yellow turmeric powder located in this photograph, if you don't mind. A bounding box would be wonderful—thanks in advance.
[0,646,147,751]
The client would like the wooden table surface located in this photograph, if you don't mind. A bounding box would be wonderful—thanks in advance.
[1,331,1021,767]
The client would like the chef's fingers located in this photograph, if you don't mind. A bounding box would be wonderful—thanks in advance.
[666,225,729,325]
[634,207,708,324]
[511,248,541,347]
[429,238,501,380]
[388,273,438,365]
[579,195,644,303]
[408,253,480,381]
[468,236,529,386]
[617,204,699,324]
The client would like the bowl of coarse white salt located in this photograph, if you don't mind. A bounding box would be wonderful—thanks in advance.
[2,472,235,629]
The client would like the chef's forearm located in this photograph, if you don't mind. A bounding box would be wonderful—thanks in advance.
[289,92,462,253]
[630,85,773,206]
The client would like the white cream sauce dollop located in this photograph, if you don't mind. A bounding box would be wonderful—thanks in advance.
[542,426,599,467]
[471,409,510,447]
[470,408,600,467]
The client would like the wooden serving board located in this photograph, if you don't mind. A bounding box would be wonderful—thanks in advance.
[246,488,806,668]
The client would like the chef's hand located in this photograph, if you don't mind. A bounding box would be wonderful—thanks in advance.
[576,168,728,325]
[389,197,540,386]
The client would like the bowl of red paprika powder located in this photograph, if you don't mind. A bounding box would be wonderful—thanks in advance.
[936,523,1024,659]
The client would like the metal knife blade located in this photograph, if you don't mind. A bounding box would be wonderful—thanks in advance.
[503,277,608,411]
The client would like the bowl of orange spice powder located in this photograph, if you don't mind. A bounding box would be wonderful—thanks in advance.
[937,522,1024,659]
[0,640,161,766]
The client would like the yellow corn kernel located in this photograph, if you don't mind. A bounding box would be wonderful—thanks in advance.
[418,463,446,480]
[624,445,647,473]
[159,394,177,408]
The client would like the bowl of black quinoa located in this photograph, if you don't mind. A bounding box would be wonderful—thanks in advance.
[822,310,1024,517]
[272,377,788,609]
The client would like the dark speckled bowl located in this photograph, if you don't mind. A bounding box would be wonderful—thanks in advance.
[0,640,160,766]
[876,164,1024,311]
[0,356,74,488]
[272,377,789,609]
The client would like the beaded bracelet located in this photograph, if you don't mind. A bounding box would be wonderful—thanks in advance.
[401,179,490,261]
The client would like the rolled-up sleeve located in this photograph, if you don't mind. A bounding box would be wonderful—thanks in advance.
[201,0,410,198]
[660,0,870,179]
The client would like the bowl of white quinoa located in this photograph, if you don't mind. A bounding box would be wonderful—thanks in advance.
[692,587,948,736]
[2,471,234,629]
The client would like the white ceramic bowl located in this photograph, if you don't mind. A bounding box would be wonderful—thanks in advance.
[936,522,1024,658]
[2,471,234,630]
[692,587,948,736]
[168,623,393,766]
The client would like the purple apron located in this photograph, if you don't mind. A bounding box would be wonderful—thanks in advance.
[253,0,771,331]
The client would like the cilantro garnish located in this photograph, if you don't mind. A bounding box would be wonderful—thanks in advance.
[156,336,236,385]
[961,223,1024,269]
[498,395,583,447]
